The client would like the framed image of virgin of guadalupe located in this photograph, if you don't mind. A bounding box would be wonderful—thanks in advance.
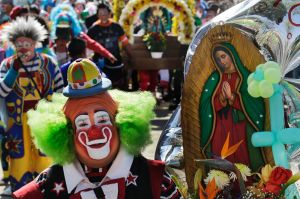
[181,24,274,189]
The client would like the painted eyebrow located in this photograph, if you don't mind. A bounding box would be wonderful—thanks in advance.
[94,109,106,113]
[78,113,88,115]
[75,113,89,119]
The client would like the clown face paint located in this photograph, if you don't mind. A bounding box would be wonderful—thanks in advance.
[78,126,112,159]
[74,109,119,168]
[14,37,36,63]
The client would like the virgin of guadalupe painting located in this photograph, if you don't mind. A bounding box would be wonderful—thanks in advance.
[181,24,274,189]
[199,43,265,171]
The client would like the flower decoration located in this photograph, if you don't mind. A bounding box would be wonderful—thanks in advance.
[260,164,274,185]
[229,164,251,182]
[263,166,292,195]
[113,0,125,22]
[119,0,195,44]
[220,132,244,159]
[185,0,196,14]
[204,170,230,190]
[199,178,219,199]
[143,32,167,52]
[235,163,251,182]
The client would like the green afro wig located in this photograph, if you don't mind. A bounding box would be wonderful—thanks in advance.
[27,94,75,165]
[27,90,156,165]
[110,90,156,155]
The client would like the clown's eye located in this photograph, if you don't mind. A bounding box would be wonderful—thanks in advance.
[75,115,91,130]
[97,119,107,123]
[79,123,88,127]
[94,111,112,125]
[96,118,111,125]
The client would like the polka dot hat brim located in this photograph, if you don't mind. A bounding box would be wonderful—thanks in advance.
[63,77,112,98]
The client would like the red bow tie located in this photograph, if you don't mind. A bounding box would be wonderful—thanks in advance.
[70,178,125,199]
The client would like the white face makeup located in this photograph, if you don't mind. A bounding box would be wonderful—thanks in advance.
[75,111,113,160]
[94,111,112,126]
[75,114,91,131]
[14,37,36,63]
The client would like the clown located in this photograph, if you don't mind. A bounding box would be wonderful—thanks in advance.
[0,16,64,191]
[13,58,183,199]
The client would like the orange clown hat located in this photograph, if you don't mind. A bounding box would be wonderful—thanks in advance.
[63,58,111,98]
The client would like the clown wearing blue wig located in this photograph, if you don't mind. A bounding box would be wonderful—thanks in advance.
[13,58,183,198]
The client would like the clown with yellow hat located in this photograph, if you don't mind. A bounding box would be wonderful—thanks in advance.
[13,58,182,199]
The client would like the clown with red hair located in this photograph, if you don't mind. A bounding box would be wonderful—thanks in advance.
[13,58,182,198]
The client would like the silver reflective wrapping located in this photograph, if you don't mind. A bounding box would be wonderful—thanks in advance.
[185,0,300,86]
[155,106,184,168]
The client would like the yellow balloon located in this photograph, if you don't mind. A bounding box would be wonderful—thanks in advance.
[248,81,260,98]
[247,73,254,85]
[264,61,280,70]
[264,68,281,83]
[256,64,265,70]
[259,80,274,98]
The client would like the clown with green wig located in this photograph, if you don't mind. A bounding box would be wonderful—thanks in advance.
[13,58,182,199]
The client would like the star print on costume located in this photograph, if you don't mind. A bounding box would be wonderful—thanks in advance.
[51,182,65,196]
[7,138,22,154]
[126,171,138,186]
[23,81,36,97]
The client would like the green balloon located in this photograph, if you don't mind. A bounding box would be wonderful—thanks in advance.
[248,81,260,98]
[256,64,265,70]
[247,73,254,85]
[264,61,280,70]
[264,68,281,83]
[259,80,274,98]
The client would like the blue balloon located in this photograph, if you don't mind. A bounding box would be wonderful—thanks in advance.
[252,132,274,146]
[253,68,264,81]
[251,85,300,169]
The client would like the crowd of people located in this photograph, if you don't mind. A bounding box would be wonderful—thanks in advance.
[0,0,235,197]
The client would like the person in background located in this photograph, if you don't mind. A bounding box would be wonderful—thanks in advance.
[204,2,220,22]
[50,4,116,66]
[87,1,132,90]
[0,16,63,192]
[194,0,208,28]
[60,37,87,86]
[0,0,13,24]
[5,6,57,60]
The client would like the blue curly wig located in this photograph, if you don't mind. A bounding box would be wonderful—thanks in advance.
[50,3,82,39]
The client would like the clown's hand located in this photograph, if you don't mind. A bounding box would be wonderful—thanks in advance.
[12,58,23,72]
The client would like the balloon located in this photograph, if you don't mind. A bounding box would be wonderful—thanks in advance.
[247,81,260,98]
[253,68,264,81]
[264,61,281,70]
[252,131,274,146]
[258,80,274,98]
[264,67,281,83]
[247,73,254,85]
[256,64,265,70]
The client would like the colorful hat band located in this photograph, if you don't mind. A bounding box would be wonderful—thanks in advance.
[69,75,102,90]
